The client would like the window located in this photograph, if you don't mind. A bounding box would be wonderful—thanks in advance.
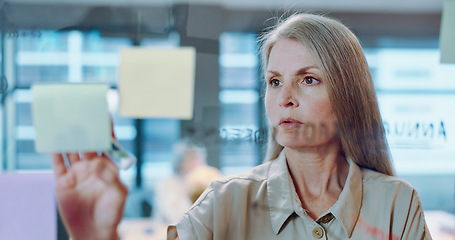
[14,30,134,171]
[8,29,182,191]
[365,45,455,214]
[218,32,265,175]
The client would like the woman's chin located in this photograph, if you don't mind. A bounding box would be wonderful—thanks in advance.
[276,137,310,149]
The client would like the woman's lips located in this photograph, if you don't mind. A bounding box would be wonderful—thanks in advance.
[279,118,303,130]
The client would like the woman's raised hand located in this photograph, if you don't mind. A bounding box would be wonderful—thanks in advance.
[52,152,128,240]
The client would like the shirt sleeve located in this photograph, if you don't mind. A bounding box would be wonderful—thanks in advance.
[401,190,433,240]
[166,184,217,240]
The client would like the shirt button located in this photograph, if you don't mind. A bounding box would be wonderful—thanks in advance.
[319,213,334,224]
[312,227,324,239]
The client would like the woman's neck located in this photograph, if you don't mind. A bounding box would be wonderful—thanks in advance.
[284,141,349,219]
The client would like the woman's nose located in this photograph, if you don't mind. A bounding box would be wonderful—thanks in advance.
[278,85,299,108]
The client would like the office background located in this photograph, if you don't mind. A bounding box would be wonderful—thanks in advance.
[0,0,453,234]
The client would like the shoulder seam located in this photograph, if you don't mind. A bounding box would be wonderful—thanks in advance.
[187,175,267,212]
[217,175,267,184]
[187,187,215,212]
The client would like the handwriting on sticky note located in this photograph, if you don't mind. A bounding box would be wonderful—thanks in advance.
[118,47,196,119]
[32,83,111,153]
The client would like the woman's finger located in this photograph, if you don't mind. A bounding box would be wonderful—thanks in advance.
[110,117,116,140]
[52,153,67,177]
[92,157,120,184]
[82,152,99,160]
[66,153,80,166]
[101,152,116,163]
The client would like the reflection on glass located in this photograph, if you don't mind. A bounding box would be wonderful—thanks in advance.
[219,32,263,175]
[365,47,455,216]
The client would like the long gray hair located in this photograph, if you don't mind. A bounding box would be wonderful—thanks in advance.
[259,13,394,176]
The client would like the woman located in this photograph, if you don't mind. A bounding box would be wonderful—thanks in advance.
[52,13,432,239]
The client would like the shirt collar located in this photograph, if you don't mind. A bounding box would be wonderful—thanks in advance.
[329,157,363,238]
[266,149,363,237]
[266,149,294,235]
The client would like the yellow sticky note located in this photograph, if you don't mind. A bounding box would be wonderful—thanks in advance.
[118,47,196,119]
[440,0,455,63]
[32,83,111,153]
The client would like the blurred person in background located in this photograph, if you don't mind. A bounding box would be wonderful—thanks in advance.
[153,138,222,224]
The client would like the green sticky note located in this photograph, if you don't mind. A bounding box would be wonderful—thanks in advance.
[32,83,111,153]
[441,0,455,63]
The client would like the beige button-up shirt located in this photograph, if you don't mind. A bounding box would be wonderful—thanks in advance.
[168,150,432,239]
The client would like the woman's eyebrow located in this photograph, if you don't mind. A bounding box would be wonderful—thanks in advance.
[265,70,281,76]
[266,66,319,76]
[295,66,319,75]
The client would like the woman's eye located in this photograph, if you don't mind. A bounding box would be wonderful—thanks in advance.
[270,79,282,87]
[303,77,319,85]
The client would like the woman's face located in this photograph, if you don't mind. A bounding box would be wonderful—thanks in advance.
[180,151,206,175]
[265,38,337,150]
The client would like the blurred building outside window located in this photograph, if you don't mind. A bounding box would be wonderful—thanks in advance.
[12,29,182,192]
[365,47,455,215]
[218,32,265,176]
